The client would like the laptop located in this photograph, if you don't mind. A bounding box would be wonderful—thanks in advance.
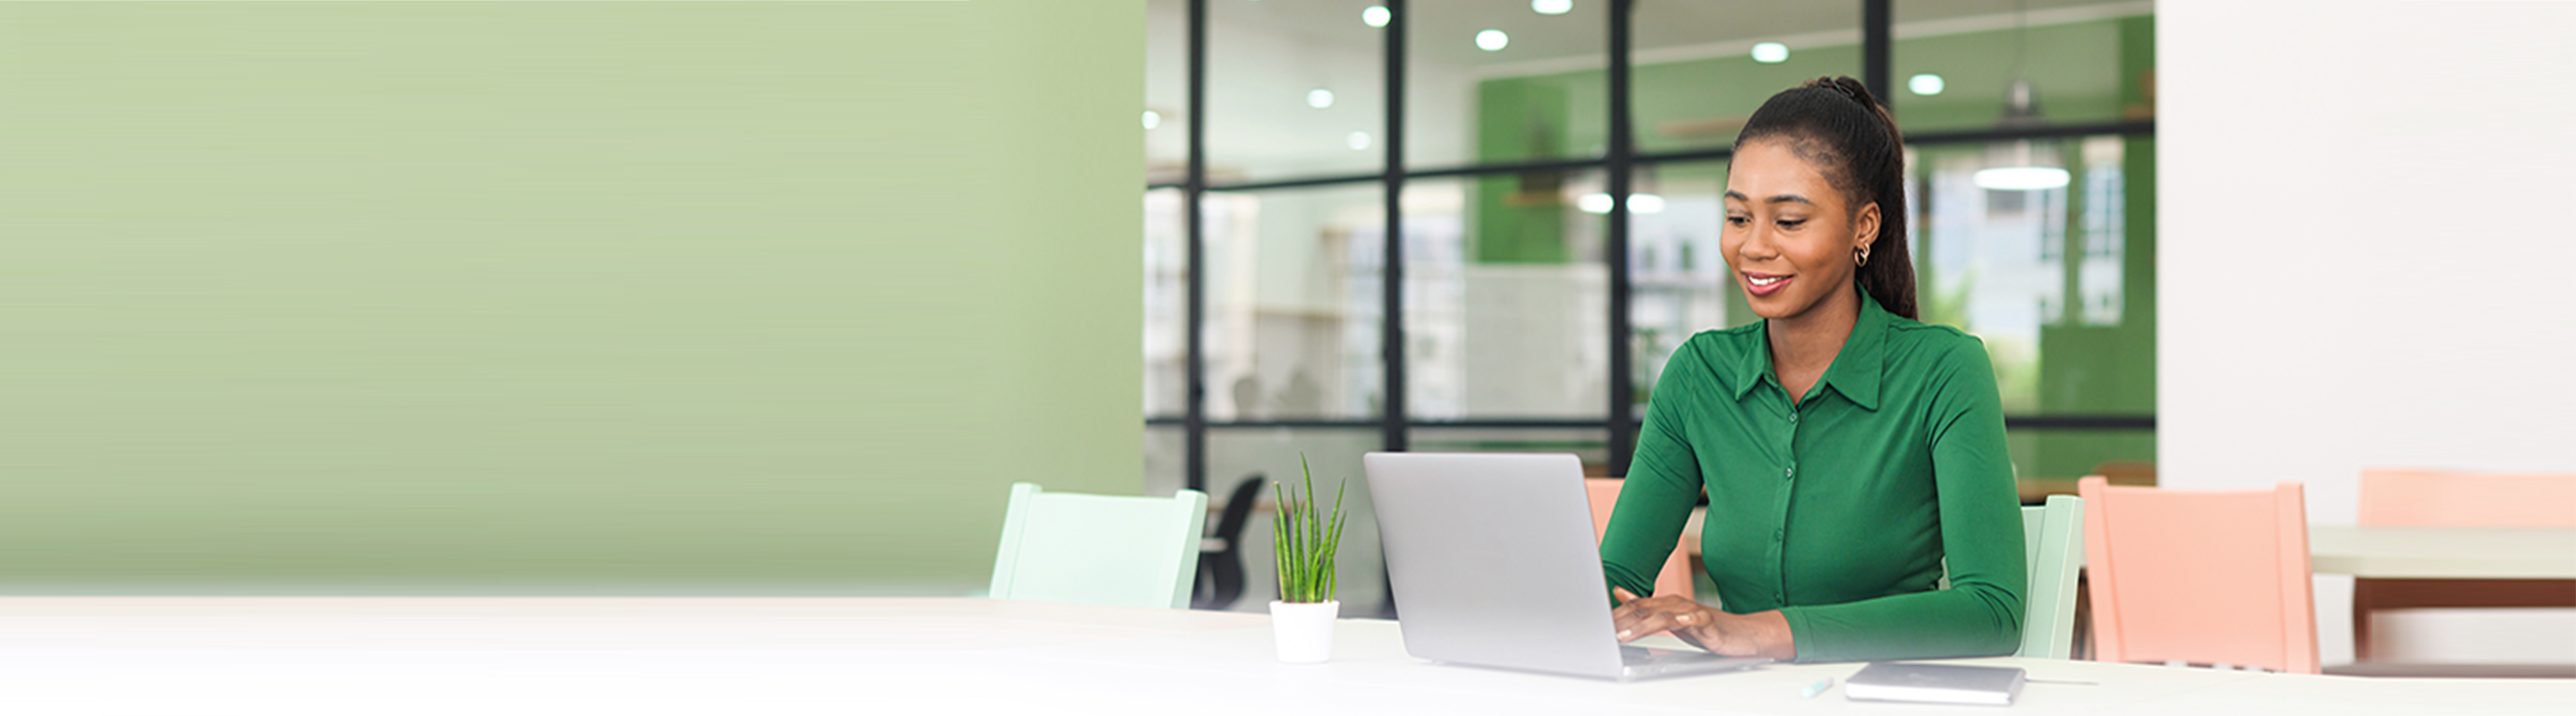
[1363,452,1772,681]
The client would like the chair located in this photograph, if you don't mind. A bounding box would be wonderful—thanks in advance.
[1582,478,1693,599]
[2016,495,2087,658]
[988,482,1208,609]
[2359,469,2576,528]
[2348,469,2576,663]
[2080,476,2319,674]
[1191,473,1268,610]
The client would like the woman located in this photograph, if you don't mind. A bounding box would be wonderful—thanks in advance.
[1600,76,2025,663]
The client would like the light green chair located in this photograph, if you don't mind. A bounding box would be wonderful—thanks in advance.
[2017,495,2086,658]
[987,482,1208,609]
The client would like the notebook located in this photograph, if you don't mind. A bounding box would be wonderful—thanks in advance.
[1843,662,2027,706]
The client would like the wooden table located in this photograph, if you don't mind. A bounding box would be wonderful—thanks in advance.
[2309,526,2576,662]
[2,596,2568,714]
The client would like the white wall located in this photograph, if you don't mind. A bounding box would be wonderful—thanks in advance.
[2161,0,2576,665]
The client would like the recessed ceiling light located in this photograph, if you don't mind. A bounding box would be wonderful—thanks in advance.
[1308,89,1335,109]
[1750,42,1788,64]
[1476,30,1509,51]
[1532,0,1572,14]
[1347,132,1372,151]
[1361,5,1390,28]
[1909,73,1945,96]
[1629,193,1665,214]
[1142,110,1161,130]
[1973,166,2070,191]
[1578,193,1614,214]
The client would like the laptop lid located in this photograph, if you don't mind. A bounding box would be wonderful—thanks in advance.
[1364,452,1625,678]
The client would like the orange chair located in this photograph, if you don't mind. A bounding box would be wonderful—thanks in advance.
[2349,469,2576,661]
[2359,469,2576,528]
[1583,478,1694,599]
[2080,476,2320,674]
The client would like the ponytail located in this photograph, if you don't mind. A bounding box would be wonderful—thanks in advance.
[1734,76,1918,320]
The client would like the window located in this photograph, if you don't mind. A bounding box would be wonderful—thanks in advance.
[1148,0,2157,522]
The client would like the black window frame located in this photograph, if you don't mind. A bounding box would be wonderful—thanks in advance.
[1151,0,2156,492]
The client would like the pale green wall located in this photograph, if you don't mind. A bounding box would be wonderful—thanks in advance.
[0,2,1141,595]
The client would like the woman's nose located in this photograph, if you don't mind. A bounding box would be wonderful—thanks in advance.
[1736,227,1779,261]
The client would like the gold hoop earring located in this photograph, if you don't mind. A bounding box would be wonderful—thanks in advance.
[1855,249,1870,268]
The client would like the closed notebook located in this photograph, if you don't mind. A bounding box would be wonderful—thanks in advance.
[1842,662,2026,706]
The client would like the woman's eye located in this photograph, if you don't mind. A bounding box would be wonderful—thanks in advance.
[1776,219,1806,229]
[1724,215,1750,226]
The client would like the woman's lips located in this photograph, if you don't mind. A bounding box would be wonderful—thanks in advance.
[1743,272,1792,297]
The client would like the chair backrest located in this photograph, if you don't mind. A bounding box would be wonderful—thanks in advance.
[989,482,1208,609]
[2080,476,2318,674]
[2017,495,2085,659]
[1207,473,1269,551]
[2360,469,2576,527]
[1581,479,1694,599]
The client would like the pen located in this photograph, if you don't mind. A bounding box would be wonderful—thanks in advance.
[1801,678,1835,699]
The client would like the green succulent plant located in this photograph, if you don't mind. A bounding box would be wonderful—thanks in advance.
[1272,453,1348,604]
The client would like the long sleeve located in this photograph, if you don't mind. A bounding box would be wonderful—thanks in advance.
[1599,341,1707,599]
[1775,339,2027,662]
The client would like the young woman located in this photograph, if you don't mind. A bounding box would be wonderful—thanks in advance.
[1599,77,2025,662]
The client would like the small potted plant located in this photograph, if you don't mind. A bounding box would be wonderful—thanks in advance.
[1269,453,1346,663]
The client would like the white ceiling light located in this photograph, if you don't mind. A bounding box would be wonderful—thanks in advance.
[1347,132,1372,151]
[1977,1,2063,192]
[1750,42,1789,64]
[1142,110,1161,130]
[1909,73,1945,96]
[1577,193,1663,214]
[1973,166,2070,191]
[1476,30,1509,51]
[1531,0,1572,15]
[1307,89,1335,109]
[1361,5,1390,28]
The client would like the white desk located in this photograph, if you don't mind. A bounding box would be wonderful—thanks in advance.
[2308,526,2576,578]
[2308,526,2576,662]
[2,597,2568,714]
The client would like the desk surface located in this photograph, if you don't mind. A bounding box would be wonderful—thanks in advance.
[2309,526,2576,578]
[1,597,2567,714]
[1685,511,2576,580]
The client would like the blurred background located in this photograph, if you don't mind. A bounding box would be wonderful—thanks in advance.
[1140,0,2157,620]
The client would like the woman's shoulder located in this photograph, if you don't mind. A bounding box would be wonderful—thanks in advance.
[1678,322,1766,363]
[1878,314,1995,375]
[1664,324,1767,390]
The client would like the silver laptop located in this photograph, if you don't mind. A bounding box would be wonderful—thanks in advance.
[1364,452,1771,681]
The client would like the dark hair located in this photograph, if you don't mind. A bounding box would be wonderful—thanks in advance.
[1731,76,1917,320]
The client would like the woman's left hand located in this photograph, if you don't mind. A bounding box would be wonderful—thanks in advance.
[1610,587,1797,660]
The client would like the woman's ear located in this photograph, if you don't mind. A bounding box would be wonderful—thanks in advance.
[1852,201,1882,255]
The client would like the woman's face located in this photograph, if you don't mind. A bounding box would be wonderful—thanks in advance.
[1721,138,1879,321]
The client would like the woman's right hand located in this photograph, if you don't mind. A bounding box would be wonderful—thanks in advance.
[1610,586,1792,659]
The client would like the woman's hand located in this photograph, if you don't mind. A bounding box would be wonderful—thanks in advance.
[1610,587,1798,660]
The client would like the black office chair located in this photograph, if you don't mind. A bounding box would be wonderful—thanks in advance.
[1191,473,1267,610]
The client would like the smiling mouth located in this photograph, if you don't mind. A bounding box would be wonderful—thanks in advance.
[1742,272,1792,296]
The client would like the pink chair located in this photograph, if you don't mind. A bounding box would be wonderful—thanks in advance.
[1583,478,1695,599]
[2349,469,2576,661]
[2080,476,2320,674]
[2359,469,2576,528]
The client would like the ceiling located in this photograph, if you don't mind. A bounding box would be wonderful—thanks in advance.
[1146,0,2152,180]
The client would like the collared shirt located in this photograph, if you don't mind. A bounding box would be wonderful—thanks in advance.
[1601,292,2026,662]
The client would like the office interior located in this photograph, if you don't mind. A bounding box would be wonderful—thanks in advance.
[2,0,2571,711]
[1140,0,2570,671]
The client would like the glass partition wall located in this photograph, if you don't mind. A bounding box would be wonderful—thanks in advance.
[1146,0,2157,614]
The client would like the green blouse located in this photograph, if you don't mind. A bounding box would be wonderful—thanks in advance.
[1601,292,2026,662]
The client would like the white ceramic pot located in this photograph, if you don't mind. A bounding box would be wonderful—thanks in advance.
[1267,600,1339,663]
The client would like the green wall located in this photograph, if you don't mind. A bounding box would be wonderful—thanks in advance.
[0,2,1142,595]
